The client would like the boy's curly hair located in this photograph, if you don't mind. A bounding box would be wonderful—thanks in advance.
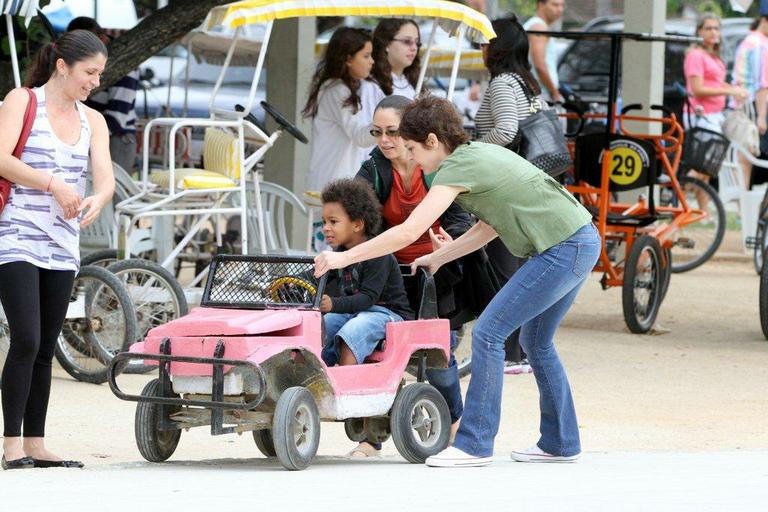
[321,179,381,237]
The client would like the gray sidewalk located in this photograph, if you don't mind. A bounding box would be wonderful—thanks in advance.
[1,451,766,511]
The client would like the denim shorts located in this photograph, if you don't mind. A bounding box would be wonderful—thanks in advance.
[321,305,404,365]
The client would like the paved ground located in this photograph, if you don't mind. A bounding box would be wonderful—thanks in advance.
[1,257,767,510]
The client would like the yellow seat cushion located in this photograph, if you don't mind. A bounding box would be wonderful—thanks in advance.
[150,169,236,189]
[148,128,241,190]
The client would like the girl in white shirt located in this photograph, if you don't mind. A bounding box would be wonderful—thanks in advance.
[371,19,422,100]
[303,27,381,193]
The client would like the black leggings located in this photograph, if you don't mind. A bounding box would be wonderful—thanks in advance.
[0,262,75,437]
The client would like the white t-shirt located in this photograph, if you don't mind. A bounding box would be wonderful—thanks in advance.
[391,73,417,99]
[523,15,559,101]
[305,79,384,192]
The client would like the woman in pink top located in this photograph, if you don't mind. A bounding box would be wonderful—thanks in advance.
[684,14,747,189]
[685,14,747,130]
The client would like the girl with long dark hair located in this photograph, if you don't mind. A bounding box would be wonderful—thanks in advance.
[303,27,382,194]
[370,19,422,99]
[0,29,115,470]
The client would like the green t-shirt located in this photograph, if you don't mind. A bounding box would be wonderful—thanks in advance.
[430,142,593,257]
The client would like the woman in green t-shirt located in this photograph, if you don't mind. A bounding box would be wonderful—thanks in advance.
[314,96,600,467]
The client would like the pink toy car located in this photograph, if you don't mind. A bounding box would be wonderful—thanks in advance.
[109,255,452,470]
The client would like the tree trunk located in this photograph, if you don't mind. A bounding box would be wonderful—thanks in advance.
[99,0,232,89]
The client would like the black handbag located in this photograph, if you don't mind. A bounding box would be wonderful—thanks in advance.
[505,74,572,177]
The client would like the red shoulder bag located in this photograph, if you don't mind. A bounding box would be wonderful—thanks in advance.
[0,87,38,213]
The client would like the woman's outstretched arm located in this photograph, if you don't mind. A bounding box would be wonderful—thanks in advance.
[314,184,462,276]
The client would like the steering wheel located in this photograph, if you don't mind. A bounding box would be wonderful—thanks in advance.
[234,104,268,136]
[260,100,309,144]
[267,276,317,303]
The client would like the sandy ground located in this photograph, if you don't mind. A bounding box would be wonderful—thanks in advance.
[1,257,766,466]
[1,256,767,510]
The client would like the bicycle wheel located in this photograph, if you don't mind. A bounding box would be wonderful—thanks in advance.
[54,265,137,384]
[80,248,119,268]
[622,235,663,334]
[107,259,188,374]
[658,176,726,273]
[760,250,768,340]
[753,193,768,274]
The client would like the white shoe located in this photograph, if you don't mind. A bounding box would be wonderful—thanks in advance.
[510,445,580,463]
[425,446,494,468]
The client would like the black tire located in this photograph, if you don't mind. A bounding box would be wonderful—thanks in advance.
[622,235,664,334]
[80,248,119,268]
[253,429,277,457]
[390,383,451,463]
[344,418,366,443]
[662,176,726,273]
[755,190,768,274]
[135,378,181,462]
[272,387,320,470]
[54,265,137,384]
[106,259,188,374]
[760,249,768,340]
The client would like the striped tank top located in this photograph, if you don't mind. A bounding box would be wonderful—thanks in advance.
[0,86,91,271]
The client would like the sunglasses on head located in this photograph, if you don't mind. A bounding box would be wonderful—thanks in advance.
[370,128,400,138]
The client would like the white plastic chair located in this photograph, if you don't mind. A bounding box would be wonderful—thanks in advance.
[246,180,313,255]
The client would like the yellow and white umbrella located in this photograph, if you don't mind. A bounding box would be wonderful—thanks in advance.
[205,0,495,43]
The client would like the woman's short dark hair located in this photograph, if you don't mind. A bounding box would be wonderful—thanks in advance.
[321,179,382,237]
[371,19,421,96]
[24,30,108,88]
[399,96,469,152]
[303,27,372,118]
[374,94,412,116]
[484,16,540,95]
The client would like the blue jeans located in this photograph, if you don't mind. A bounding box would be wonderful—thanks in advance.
[322,305,403,365]
[453,223,600,457]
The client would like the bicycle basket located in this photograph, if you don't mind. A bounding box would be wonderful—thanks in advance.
[680,127,729,178]
[201,255,326,309]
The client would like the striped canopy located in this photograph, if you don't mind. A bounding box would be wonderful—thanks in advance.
[205,0,495,43]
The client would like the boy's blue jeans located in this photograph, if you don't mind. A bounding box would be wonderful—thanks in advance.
[452,223,601,458]
[322,306,403,365]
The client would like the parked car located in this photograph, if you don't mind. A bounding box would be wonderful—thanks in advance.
[556,17,752,119]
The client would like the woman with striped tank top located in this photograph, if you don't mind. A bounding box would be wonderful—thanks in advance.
[0,30,114,470]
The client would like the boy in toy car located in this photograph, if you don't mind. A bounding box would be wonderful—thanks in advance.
[317,179,414,368]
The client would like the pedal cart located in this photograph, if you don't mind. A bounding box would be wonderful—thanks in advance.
[109,256,453,470]
[541,30,711,333]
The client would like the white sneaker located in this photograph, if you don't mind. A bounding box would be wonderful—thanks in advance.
[425,446,494,468]
[510,445,580,463]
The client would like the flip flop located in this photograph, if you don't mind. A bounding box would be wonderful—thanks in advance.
[345,442,381,458]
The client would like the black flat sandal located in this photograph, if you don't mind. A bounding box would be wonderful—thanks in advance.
[32,458,84,469]
[1,456,35,470]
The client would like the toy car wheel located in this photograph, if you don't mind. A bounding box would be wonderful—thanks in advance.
[272,387,320,470]
[390,383,450,463]
[135,378,181,463]
[344,418,366,443]
[252,429,276,457]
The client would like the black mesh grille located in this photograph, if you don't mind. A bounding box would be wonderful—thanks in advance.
[201,255,325,309]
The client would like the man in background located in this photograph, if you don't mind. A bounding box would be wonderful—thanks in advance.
[67,17,139,174]
[524,0,565,103]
